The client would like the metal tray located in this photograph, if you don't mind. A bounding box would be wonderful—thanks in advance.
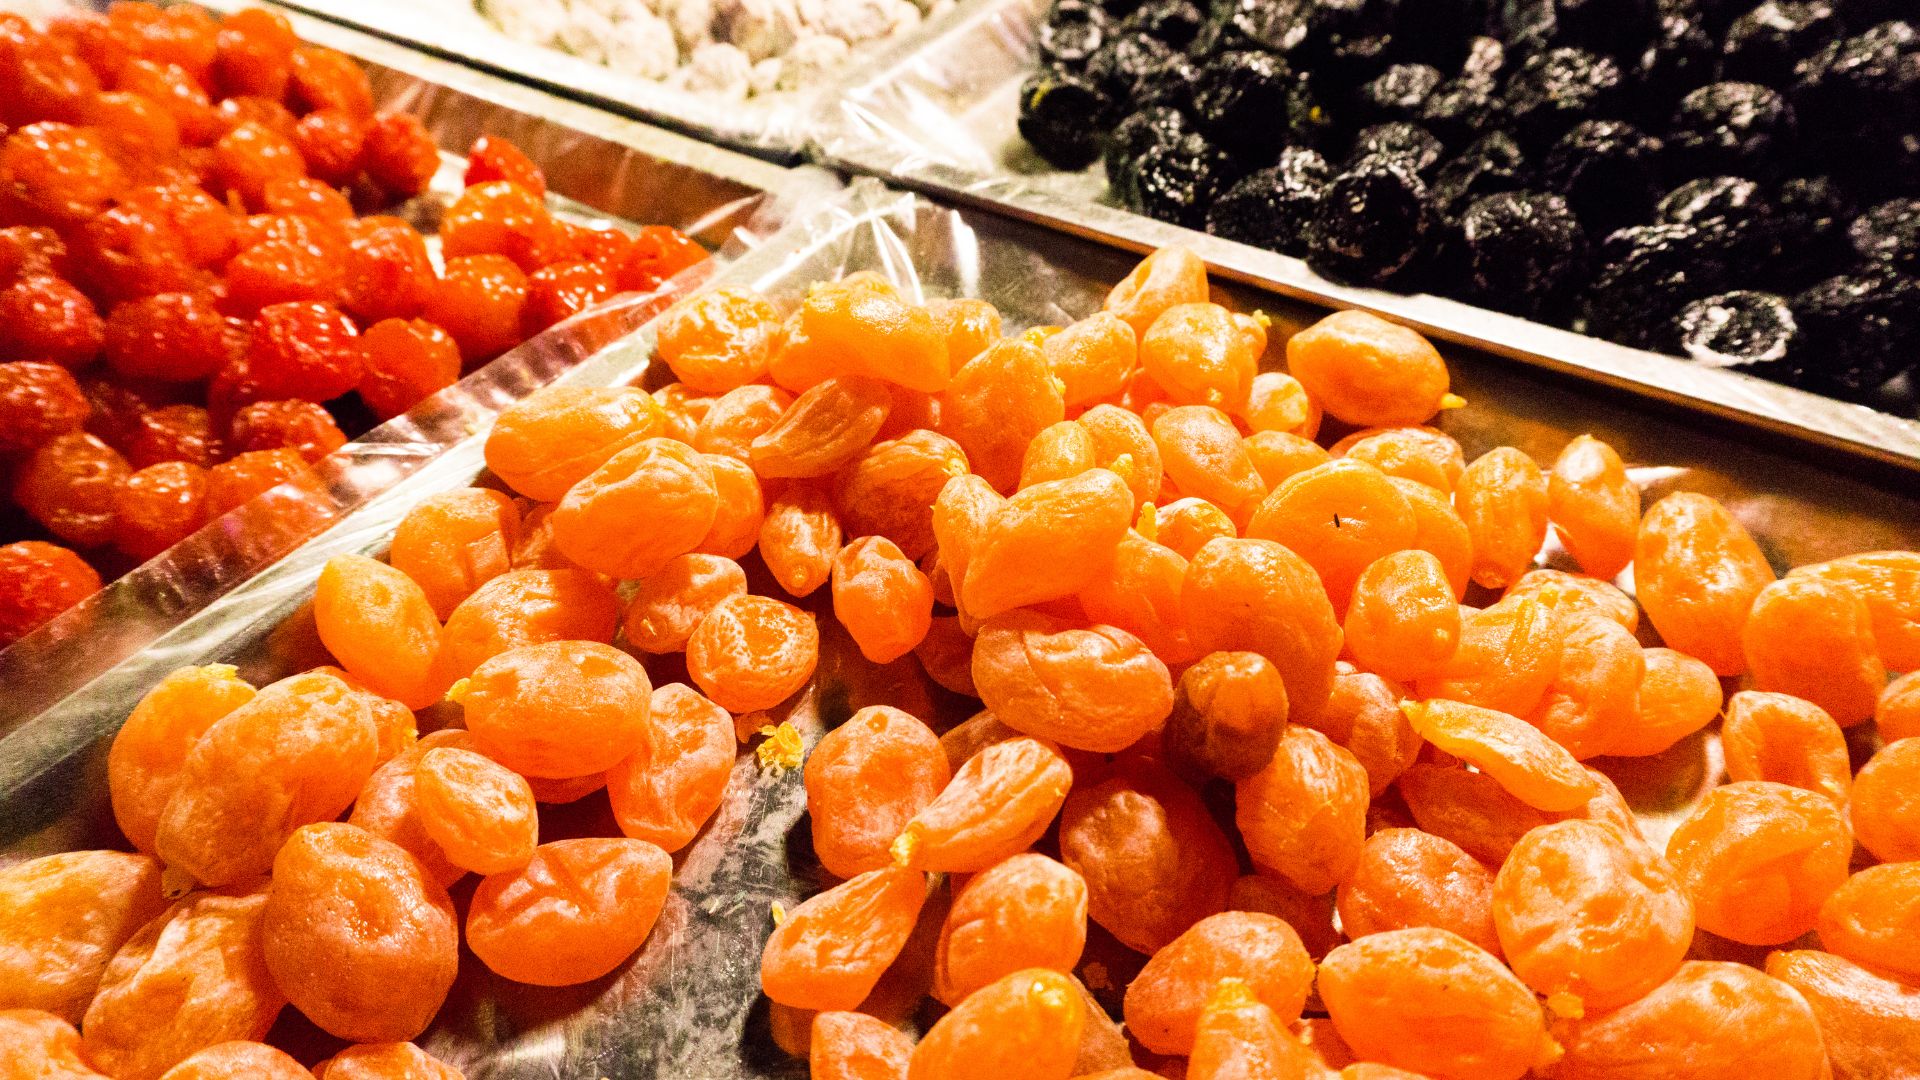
[815,0,1920,474]
[5,181,1918,1077]
[265,0,942,162]
[0,0,829,742]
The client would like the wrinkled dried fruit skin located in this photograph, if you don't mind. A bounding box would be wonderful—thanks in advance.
[1634,492,1775,676]
[317,1040,465,1080]
[1123,911,1315,1056]
[971,611,1173,753]
[961,468,1133,621]
[1319,928,1554,1080]
[346,731,470,890]
[156,1041,311,1080]
[761,866,927,1012]
[1542,962,1826,1080]
[1284,309,1450,428]
[483,386,662,502]
[107,665,256,855]
[313,554,446,710]
[1851,738,1920,864]
[1343,549,1460,682]
[895,737,1073,874]
[684,593,819,713]
[435,567,619,683]
[1456,447,1549,591]
[1104,247,1209,337]
[1527,612,1644,761]
[1140,302,1264,411]
[1742,576,1885,726]
[1721,691,1852,804]
[1331,426,1464,495]
[810,1010,915,1080]
[1247,459,1414,613]
[752,375,891,479]
[1235,725,1369,896]
[1546,435,1639,581]
[1880,670,1920,742]
[1765,949,1920,1080]
[1817,863,1920,984]
[1187,979,1321,1080]
[1163,650,1289,780]
[835,429,969,562]
[1493,820,1694,1011]
[1300,663,1423,797]
[467,837,672,987]
[0,1009,106,1080]
[463,640,650,778]
[933,853,1087,1005]
[388,487,520,620]
[1402,698,1597,812]
[552,437,718,579]
[155,671,379,888]
[1397,764,1553,866]
[1184,538,1342,724]
[1076,533,1197,665]
[832,535,935,664]
[909,968,1085,1080]
[607,683,736,854]
[1607,647,1720,758]
[1416,592,1562,721]
[1153,405,1267,527]
[81,887,284,1080]
[1060,760,1236,955]
[761,479,844,597]
[1789,551,1920,672]
[1665,781,1851,946]
[1336,828,1499,956]
[0,851,167,1024]
[622,554,745,654]
[414,747,538,874]
[803,705,949,879]
[262,823,456,1043]
[938,338,1063,493]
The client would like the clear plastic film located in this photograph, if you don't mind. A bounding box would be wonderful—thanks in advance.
[810,0,1920,471]
[5,181,1920,1075]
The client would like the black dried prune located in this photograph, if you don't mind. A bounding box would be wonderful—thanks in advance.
[1495,0,1659,59]
[1672,290,1802,367]
[1721,1,1842,85]
[1354,64,1446,126]
[1788,272,1920,394]
[1103,106,1190,207]
[1583,223,1735,348]
[1432,131,1530,221]
[1460,35,1509,85]
[1668,81,1795,177]
[1849,198,1920,273]
[1791,22,1919,136]
[1116,0,1205,47]
[1542,120,1665,235]
[1086,31,1174,101]
[1206,147,1333,255]
[1040,0,1109,70]
[1503,47,1627,147]
[1348,122,1446,176]
[1209,0,1403,83]
[1459,191,1588,320]
[1773,175,1855,285]
[1125,131,1240,229]
[1305,157,1436,286]
[1657,175,1777,261]
[1018,71,1116,169]
[1635,11,1720,124]
[1419,78,1510,144]
[1129,52,1201,111]
[1193,50,1296,160]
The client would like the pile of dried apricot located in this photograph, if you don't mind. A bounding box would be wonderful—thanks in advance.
[0,2,705,648]
[5,243,1919,1079]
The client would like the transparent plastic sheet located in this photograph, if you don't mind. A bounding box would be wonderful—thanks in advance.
[5,179,1920,1075]
[811,0,1920,473]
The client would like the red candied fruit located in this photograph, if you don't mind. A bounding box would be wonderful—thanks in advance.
[357,317,462,420]
[123,403,222,468]
[243,301,363,403]
[289,45,374,118]
[617,225,705,293]
[230,399,346,462]
[14,431,129,549]
[262,176,354,223]
[206,446,309,516]
[2,41,98,128]
[214,7,296,99]
[524,260,615,333]
[339,216,435,325]
[212,120,305,210]
[0,540,100,646]
[0,276,103,369]
[113,58,219,146]
[222,237,344,312]
[118,183,235,270]
[45,12,137,87]
[102,290,236,382]
[0,226,69,283]
[0,122,127,224]
[440,181,564,273]
[131,4,219,81]
[360,112,440,200]
[81,90,181,165]
[0,361,90,453]
[68,203,199,302]
[565,223,634,270]
[425,254,527,363]
[465,135,546,198]
[292,108,366,186]
[113,459,209,560]
[213,94,298,140]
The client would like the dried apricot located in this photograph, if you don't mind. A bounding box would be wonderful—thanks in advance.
[1664,781,1850,945]
[467,837,672,986]
[933,853,1087,1005]
[1139,301,1264,409]
[762,865,927,1011]
[833,535,935,664]
[460,640,649,778]
[939,337,1064,492]
[1344,549,1460,681]
[1103,247,1208,336]
[388,487,519,620]
[760,479,843,598]
[436,568,618,683]
[313,554,446,710]
[893,736,1072,873]
[622,553,746,654]
[1852,737,1920,864]
[1337,827,1499,955]
[960,467,1132,620]
[1296,662,1423,797]
[804,705,948,878]
[1721,690,1851,804]
[606,683,736,853]
[810,1011,914,1080]
[971,610,1173,753]
[1152,405,1267,526]
[1184,537,1342,723]
[107,664,256,855]
[1455,446,1548,590]
[1542,962,1825,1080]
[1123,911,1314,1055]
[551,437,717,578]
[1042,312,1134,406]
[0,851,166,1024]
[1546,435,1639,580]
[1742,575,1885,726]
[909,968,1083,1080]
[1789,550,1920,671]
[157,1042,310,1080]
[1284,309,1451,427]
[1818,863,1920,983]
[414,747,538,874]
[1765,949,1920,1080]
[1634,492,1775,676]
[684,593,818,713]
[1235,724,1369,895]
[1402,698,1596,812]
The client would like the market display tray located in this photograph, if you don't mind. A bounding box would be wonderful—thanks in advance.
[5,181,1918,1077]
[814,0,1920,475]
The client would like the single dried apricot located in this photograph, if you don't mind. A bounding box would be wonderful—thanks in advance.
[467,837,672,986]
[1017,419,1096,490]
[1187,978,1322,1080]
[436,568,618,683]
[1103,247,1208,337]
[960,467,1133,620]
[1634,492,1775,676]
[1042,312,1134,407]
[1184,537,1343,723]
[1075,404,1161,509]
[1152,405,1267,526]
[1605,647,1720,758]
[262,823,456,1043]
[414,747,538,874]
[762,865,928,1011]
[760,479,843,598]
[1320,928,1555,1080]
[1059,759,1235,954]
[1546,435,1639,580]
[928,296,1002,371]
[684,593,818,713]
[1284,309,1451,427]
[1076,533,1197,664]
[834,428,969,562]
[811,1011,914,1080]
[157,1042,310,1080]
[1455,446,1548,590]
[1331,426,1465,496]
[695,384,794,461]
[1664,780,1850,946]
[893,736,1072,874]
[1344,550,1460,681]
[1818,863,1920,983]
[1721,690,1851,804]
[0,851,166,1024]
[786,279,949,393]
[1742,575,1885,726]
[107,664,256,855]
[1337,828,1498,955]
[1415,591,1562,719]
[316,1041,461,1080]
[909,968,1083,1080]
[606,683,735,853]
[346,731,470,890]
[1162,650,1289,780]
[1240,370,1320,438]
[623,553,746,654]
[1542,962,1825,1080]
[939,338,1064,492]
[1852,738,1920,864]
[1402,698,1596,812]
[388,487,520,620]
[460,640,649,778]
[751,375,891,479]
[803,705,948,878]
[1235,725,1369,895]
[1528,611,1644,761]
[1139,301,1265,409]
[971,610,1173,753]
[1765,949,1920,1080]
[933,853,1087,1005]
[1789,550,1920,671]
[656,287,782,392]
[551,437,717,578]
[1123,911,1314,1055]
[832,535,935,664]
[314,554,446,710]
[1300,662,1423,797]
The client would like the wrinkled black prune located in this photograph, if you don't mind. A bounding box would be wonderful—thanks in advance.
[1668,81,1796,177]
[1128,52,1201,111]
[1635,12,1720,123]
[1348,122,1447,176]
[1672,290,1802,367]
[1354,64,1446,126]
[1418,78,1510,143]
[1771,175,1855,285]
[1103,106,1190,206]
[1040,0,1110,70]
[1461,34,1509,84]
[1086,31,1175,101]
[1018,71,1117,169]
[1721,1,1842,84]
[1791,22,1920,135]
[1206,146,1334,254]
[1849,198,1920,272]
[1208,0,1405,82]
[1657,175,1777,260]
[1459,191,1588,319]
[1125,131,1241,229]
[1495,0,1659,59]
[1583,223,1735,348]
[1116,0,1205,47]
[1305,157,1436,285]
[1788,272,1920,393]
[1193,50,1297,160]
[1503,47,1627,147]
[1432,131,1530,220]
[1542,120,1665,235]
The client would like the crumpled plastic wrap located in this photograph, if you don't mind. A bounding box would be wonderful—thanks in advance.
[809,0,1920,469]
[5,180,1920,1076]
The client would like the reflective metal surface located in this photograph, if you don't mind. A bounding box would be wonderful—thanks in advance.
[4,183,1917,1076]
[816,0,1920,474]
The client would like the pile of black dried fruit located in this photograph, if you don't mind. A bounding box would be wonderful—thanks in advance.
[1018,0,1920,404]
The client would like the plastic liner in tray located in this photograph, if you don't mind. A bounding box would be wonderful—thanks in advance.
[813,0,1920,474]
[5,180,1920,1076]
[0,1,834,741]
